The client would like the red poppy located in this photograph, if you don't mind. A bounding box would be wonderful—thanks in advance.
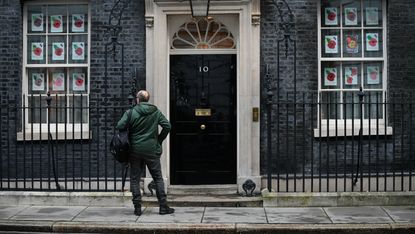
[34,18,42,27]
[327,40,336,49]
[75,47,83,56]
[327,72,336,81]
[55,47,63,56]
[53,20,61,29]
[74,19,83,28]
[370,71,378,80]
[369,38,377,47]
[75,78,84,86]
[54,78,63,86]
[347,11,356,21]
[33,47,42,56]
[328,12,336,21]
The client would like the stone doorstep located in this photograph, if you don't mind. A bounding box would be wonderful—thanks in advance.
[1,191,415,207]
[262,190,415,207]
[0,221,414,234]
[0,191,263,207]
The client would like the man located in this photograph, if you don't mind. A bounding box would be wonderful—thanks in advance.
[116,90,174,216]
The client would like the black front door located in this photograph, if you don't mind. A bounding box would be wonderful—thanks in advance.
[170,54,237,185]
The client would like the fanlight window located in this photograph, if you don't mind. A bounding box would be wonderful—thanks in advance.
[171,18,236,49]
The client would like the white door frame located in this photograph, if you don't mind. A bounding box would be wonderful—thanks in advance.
[144,0,261,194]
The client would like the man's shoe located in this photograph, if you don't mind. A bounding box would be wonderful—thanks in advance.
[159,205,175,215]
[134,205,142,216]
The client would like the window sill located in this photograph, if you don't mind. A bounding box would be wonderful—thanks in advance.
[17,131,92,141]
[314,126,393,138]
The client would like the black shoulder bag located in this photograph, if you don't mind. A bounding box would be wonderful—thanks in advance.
[110,109,133,163]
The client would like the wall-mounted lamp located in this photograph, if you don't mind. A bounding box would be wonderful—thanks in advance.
[189,0,210,18]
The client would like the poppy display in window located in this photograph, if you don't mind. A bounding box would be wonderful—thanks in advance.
[325,7,338,25]
[31,13,43,32]
[50,15,63,33]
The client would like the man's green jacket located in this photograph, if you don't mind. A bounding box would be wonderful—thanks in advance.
[116,102,171,158]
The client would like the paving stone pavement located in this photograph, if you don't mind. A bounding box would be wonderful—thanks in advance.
[203,207,267,223]
[138,207,204,223]
[1,205,415,224]
[324,206,394,224]
[9,206,85,221]
[265,207,332,224]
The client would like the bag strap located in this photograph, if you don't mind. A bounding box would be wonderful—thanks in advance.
[126,106,140,130]
[126,108,133,130]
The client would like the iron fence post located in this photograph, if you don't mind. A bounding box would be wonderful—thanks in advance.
[354,87,365,186]
[265,64,273,192]
[46,92,62,190]
[267,90,273,192]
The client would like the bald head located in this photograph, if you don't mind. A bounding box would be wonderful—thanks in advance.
[136,90,150,103]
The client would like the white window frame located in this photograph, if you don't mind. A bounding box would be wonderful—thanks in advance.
[19,0,91,140]
[316,0,391,137]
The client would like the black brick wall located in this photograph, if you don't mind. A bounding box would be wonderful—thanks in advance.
[260,0,319,175]
[259,0,415,176]
[0,0,414,187]
[0,0,146,184]
[87,0,146,178]
[0,0,23,182]
[0,0,22,99]
[388,0,415,93]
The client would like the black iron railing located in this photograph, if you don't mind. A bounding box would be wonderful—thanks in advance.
[265,91,415,192]
[0,92,413,192]
[0,93,132,191]
[0,0,140,192]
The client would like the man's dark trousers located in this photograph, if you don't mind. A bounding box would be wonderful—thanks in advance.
[130,153,167,206]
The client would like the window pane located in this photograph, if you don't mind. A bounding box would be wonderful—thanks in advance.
[211,32,235,49]
[69,5,88,33]
[27,5,46,33]
[28,96,47,124]
[322,30,341,57]
[185,20,202,45]
[69,96,88,124]
[364,29,383,57]
[321,0,340,27]
[69,68,88,94]
[343,30,362,58]
[321,92,341,119]
[28,68,47,94]
[342,0,361,27]
[171,18,235,49]
[343,62,361,89]
[318,0,386,121]
[321,62,341,89]
[48,36,67,64]
[363,62,383,89]
[48,68,66,94]
[210,24,235,49]
[343,92,361,119]
[48,5,67,33]
[27,35,46,64]
[69,35,88,64]
[25,3,90,129]
[49,95,66,123]
[364,92,383,119]
[363,0,382,27]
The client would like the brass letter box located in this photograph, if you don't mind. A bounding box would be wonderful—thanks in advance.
[195,108,211,116]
